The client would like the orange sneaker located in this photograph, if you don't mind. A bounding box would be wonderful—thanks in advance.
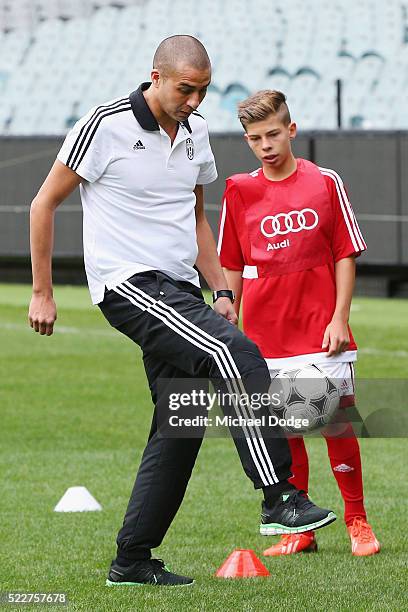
[347,517,380,556]
[263,531,317,556]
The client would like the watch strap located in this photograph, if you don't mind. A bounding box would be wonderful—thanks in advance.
[212,289,235,303]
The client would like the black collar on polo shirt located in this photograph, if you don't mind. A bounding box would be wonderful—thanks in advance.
[129,82,192,134]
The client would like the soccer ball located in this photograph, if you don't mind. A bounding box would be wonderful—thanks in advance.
[269,364,341,434]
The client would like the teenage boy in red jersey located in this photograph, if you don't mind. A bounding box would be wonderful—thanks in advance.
[218,90,380,557]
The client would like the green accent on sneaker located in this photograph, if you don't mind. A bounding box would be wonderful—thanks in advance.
[260,512,337,536]
[105,578,195,588]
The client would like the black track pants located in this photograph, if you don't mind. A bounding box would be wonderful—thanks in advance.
[99,270,291,560]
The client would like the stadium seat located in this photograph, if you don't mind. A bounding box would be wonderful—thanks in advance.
[335,51,357,81]
[264,67,292,97]
[0,29,30,74]
[221,83,251,116]
[0,99,14,134]
[1,0,408,133]
[1,0,33,31]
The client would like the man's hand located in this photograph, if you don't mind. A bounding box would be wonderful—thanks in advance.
[29,160,81,338]
[28,293,57,336]
[214,297,238,325]
[322,316,350,357]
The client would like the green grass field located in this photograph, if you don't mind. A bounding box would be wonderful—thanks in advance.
[1,285,407,611]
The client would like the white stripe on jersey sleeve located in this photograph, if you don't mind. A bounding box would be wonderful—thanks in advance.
[320,166,366,249]
[217,197,227,255]
[319,166,366,252]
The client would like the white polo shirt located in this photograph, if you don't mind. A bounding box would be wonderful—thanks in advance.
[57,82,218,304]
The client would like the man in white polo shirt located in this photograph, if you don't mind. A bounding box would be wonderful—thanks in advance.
[29,35,335,587]
[56,80,217,304]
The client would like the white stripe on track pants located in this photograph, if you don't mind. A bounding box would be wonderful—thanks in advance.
[98,270,291,559]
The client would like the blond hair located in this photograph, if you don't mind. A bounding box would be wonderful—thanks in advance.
[238,90,291,129]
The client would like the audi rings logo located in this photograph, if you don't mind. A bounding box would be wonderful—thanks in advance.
[260,208,319,238]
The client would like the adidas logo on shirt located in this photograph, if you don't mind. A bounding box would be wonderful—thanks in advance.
[133,140,146,150]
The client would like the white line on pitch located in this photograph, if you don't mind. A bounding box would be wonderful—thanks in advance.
[0,321,119,338]
[359,347,408,358]
[1,322,406,357]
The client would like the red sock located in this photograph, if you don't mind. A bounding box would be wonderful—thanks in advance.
[288,436,309,493]
[324,423,367,526]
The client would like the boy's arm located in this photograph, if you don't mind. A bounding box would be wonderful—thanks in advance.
[223,269,243,318]
[322,256,356,357]
[321,170,366,356]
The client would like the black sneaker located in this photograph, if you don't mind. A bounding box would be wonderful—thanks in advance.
[260,490,336,535]
[106,558,194,587]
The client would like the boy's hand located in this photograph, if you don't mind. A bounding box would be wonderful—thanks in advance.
[322,317,350,356]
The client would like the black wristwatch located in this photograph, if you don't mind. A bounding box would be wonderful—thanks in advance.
[212,289,235,304]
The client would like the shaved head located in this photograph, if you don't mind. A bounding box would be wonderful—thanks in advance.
[147,36,211,125]
[153,35,211,77]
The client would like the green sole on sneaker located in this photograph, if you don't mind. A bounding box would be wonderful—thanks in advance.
[105,579,195,587]
[260,512,337,536]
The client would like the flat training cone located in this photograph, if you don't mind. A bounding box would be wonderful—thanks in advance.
[215,549,270,578]
[54,486,102,512]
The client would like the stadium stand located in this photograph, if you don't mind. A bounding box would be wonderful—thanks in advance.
[0,0,407,132]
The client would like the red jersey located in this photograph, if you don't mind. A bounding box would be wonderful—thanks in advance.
[218,158,367,368]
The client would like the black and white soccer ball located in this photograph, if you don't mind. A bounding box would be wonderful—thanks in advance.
[269,364,341,434]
